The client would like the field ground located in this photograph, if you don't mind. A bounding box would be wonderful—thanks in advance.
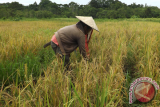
[0,18,160,106]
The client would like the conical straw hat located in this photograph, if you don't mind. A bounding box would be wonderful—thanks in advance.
[76,16,99,32]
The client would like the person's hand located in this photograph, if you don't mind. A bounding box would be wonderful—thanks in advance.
[87,54,90,59]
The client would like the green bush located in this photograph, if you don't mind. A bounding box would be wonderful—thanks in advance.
[2,17,6,20]
[131,15,139,18]
[35,11,53,19]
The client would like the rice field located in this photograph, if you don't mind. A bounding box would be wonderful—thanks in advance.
[0,18,160,106]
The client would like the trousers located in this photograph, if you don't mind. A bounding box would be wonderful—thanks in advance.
[51,41,70,70]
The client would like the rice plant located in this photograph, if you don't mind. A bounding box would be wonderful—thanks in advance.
[0,19,159,106]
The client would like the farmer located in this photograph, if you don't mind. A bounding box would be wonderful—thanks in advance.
[44,16,99,70]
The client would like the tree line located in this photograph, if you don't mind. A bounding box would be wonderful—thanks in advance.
[0,0,160,19]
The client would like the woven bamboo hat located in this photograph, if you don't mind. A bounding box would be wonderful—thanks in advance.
[76,16,99,32]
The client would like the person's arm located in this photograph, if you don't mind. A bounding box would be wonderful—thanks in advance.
[77,36,89,60]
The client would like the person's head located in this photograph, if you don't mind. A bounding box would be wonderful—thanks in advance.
[80,21,92,35]
[76,16,99,33]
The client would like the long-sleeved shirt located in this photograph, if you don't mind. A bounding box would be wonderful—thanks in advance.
[52,21,92,58]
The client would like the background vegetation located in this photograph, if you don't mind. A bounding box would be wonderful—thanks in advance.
[0,18,160,106]
[1,0,160,19]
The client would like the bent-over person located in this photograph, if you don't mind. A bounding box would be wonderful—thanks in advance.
[44,16,99,70]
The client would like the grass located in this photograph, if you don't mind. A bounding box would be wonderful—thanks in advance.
[0,18,160,106]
